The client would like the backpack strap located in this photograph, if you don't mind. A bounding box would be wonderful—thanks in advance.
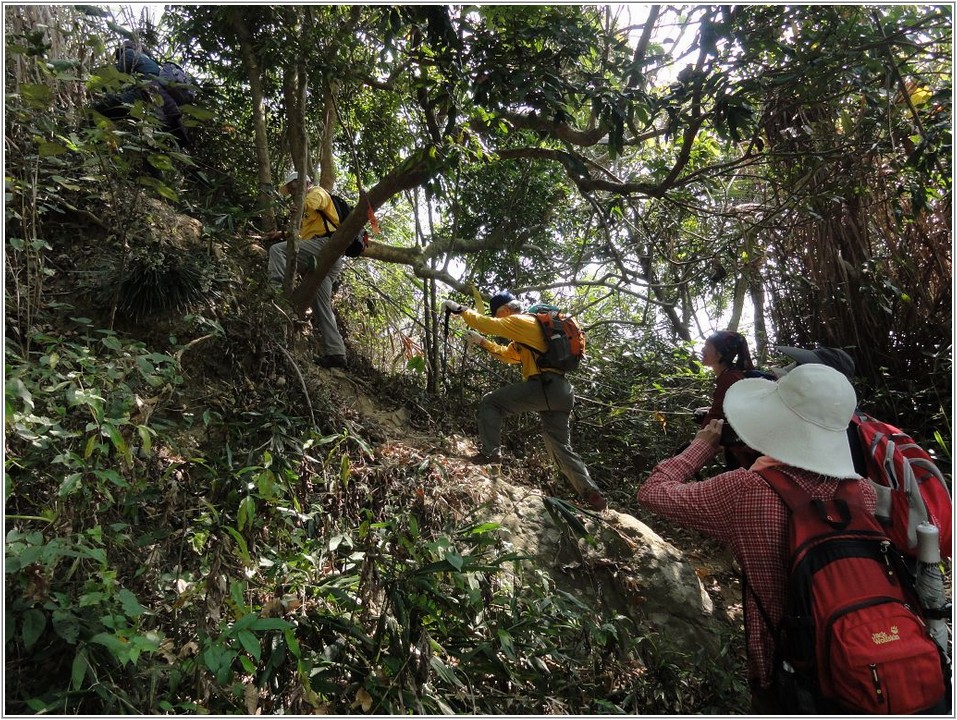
[739,468,796,639]
[516,312,549,370]
[745,467,859,632]
[315,202,339,237]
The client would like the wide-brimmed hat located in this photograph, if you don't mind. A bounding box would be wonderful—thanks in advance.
[775,345,855,381]
[724,363,858,478]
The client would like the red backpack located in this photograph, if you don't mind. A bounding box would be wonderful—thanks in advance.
[757,468,948,714]
[852,411,952,559]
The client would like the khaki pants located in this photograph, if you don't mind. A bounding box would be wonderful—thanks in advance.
[268,236,346,357]
[477,373,598,497]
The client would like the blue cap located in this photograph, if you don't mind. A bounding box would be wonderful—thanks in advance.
[489,291,515,316]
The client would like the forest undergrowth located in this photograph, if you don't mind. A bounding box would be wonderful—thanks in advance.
[5,205,752,714]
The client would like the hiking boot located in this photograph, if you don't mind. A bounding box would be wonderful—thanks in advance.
[468,451,502,465]
[317,355,347,368]
[583,489,607,511]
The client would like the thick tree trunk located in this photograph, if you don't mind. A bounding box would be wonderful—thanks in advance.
[748,275,768,363]
[290,150,440,315]
[726,276,746,332]
[231,10,275,231]
[318,82,337,191]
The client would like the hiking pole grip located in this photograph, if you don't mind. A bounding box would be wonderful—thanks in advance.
[917,522,941,564]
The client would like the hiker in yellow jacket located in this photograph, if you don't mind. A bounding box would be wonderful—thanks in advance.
[442,291,606,511]
[266,171,347,368]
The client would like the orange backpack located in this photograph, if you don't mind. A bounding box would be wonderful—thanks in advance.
[525,304,585,372]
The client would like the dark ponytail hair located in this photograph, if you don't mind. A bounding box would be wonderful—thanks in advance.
[706,331,755,371]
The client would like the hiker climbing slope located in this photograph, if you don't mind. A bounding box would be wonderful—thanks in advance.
[442,291,606,511]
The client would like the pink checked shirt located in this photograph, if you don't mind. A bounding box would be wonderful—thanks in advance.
[637,439,876,687]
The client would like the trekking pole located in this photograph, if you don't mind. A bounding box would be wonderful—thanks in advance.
[915,522,951,663]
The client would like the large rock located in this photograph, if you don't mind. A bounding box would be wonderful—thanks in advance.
[467,474,725,663]
[319,390,728,664]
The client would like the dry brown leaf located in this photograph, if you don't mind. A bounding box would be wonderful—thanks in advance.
[244,682,259,714]
[351,687,373,713]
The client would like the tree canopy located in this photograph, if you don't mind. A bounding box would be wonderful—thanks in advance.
[159,5,950,384]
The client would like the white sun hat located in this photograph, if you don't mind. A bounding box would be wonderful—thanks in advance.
[723,363,858,478]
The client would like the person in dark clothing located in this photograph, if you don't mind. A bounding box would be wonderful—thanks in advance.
[695,330,761,470]
[94,40,191,150]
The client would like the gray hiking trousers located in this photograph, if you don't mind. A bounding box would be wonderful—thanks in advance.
[268,236,346,357]
[477,373,599,497]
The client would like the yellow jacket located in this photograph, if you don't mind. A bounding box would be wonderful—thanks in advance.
[462,309,555,381]
[300,186,340,240]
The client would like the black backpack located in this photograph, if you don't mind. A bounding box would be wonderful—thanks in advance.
[318,194,368,258]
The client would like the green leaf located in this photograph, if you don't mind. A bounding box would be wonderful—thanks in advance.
[250,617,293,631]
[104,424,131,464]
[57,472,82,497]
[414,559,459,575]
[237,629,261,662]
[53,609,80,644]
[224,526,251,566]
[459,522,500,536]
[101,335,123,351]
[203,643,228,673]
[232,613,258,633]
[6,378,34,413]
[137,425,152,455]
[180,105,216,121]
[116,588,146,618]
[70,649,89,689]
[79,545,107,564]
[237,495,255,532]
[50,175,81,191]
[283,628,301,659]
[497,629,515,659]
[147,154,174,171]
[21,84,53,105]
[543,496,592,539]
[429,656,465,688]
[138,175,179,201]
[22,608,46,650]
[38,141,68,157]
[340,453,351,486]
